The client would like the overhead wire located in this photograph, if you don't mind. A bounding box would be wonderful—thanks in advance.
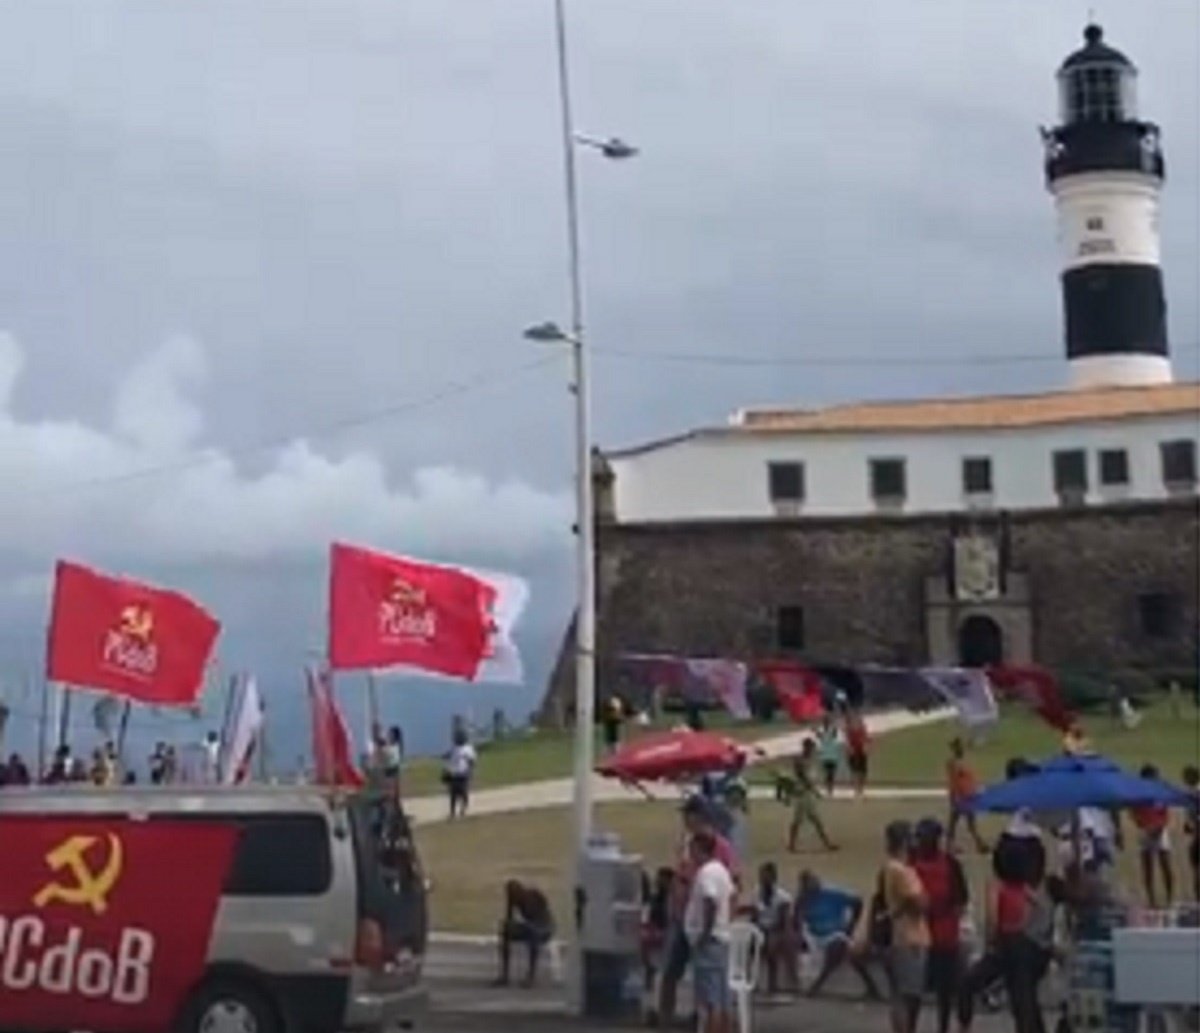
[13,353,562,502]
[592,346,1062,368]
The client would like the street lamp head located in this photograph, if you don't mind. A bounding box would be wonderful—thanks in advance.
[523,320,570,343]
[599,137,638,160]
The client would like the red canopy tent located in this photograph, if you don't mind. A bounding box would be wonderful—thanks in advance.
[596,729,749,783]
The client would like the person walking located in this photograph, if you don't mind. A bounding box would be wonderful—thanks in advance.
[816,715,843,797]
[787,739,838,853]
[946,738,989,854]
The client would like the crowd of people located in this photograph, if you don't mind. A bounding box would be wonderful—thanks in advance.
[628,734,1200,1033]
[0,739,208,787]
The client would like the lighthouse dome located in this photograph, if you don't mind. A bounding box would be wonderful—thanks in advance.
[1061,24,1134,72]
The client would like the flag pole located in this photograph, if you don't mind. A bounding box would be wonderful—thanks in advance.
[115,701,133,773]
[56,685,73,753]
[366,671,381,762]
[36,676,50,778]
[217,672,239,775]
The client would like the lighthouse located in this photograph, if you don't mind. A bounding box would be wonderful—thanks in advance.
[1044,24,1170,389]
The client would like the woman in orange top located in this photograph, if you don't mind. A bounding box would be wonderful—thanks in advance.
[1132,763,1175,908]
[946,738,990,854]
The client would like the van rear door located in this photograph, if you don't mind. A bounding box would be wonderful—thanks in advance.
[348,796,427,988]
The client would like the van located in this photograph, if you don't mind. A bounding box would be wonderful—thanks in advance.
[0,785,428,1033]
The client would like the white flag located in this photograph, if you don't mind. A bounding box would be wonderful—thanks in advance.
[919,667,998,730]
[221,676,265,784]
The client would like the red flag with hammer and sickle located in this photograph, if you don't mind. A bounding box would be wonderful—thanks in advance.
[46,560,220,706]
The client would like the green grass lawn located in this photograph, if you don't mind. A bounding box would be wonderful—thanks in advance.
[866,698,1200,787]
[403,697,1199,800]
[418,793,1197,934]
[401,714,779,798]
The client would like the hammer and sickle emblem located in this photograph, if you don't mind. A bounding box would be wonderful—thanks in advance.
[33,834,124,915]
[120,605,154,644]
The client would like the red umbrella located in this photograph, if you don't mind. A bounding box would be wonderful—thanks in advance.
[596,729,749,783]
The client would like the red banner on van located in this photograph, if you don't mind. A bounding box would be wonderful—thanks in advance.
[0,817,236,1033]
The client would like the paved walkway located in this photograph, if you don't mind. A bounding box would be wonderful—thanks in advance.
[406,708,953,826]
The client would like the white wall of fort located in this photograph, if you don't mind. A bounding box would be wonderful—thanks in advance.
[607,412,1199,523]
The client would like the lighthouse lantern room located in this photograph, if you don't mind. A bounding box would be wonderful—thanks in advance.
[1043,24,1171,390]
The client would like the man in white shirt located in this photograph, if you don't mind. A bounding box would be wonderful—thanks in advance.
[443,729,477,819]
[684,831,735,1033]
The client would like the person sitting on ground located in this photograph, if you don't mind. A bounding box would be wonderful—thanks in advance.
[1131,763,1175,908]
[797,870,880,999]
[751,862,797,995]
[495,879,555,988]
[946,737,989,854]
[787,738,838,853]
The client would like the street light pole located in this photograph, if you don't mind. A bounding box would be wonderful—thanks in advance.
[551,0,597,878]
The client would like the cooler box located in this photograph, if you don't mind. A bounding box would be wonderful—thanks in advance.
[1112,928,1200,1006]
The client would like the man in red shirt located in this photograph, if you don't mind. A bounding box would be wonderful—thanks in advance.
[911,818,968,1033]
[655,796,739,1030]
[844,710,870,798]
[1132,763,1175,907]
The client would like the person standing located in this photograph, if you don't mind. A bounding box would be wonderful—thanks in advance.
[1182,764,1200,901]
[656,797,738,1031]
[946,738,989,854]
[816,715,843,796]
[601,695,625,755]
[1131,764,1175,907]
[443,728,477,819]
[684,831,735,1033]
[911,818,969,1033]
[879,820,929,1033]
[844,709,870,799]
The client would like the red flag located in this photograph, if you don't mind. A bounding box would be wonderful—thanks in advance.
[308,667,365,788]
[986,664,1075,732]
[46,561,220,707]
[758,660,825,723]
[327,543,496,679]
[0,816,236,1033]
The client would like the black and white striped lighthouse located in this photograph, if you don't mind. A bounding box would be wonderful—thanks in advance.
[1043,24,1171,389]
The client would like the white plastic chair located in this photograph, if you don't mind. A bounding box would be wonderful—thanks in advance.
[726,921,765,1033]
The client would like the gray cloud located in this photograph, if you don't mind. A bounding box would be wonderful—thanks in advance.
[0,0,1195,757]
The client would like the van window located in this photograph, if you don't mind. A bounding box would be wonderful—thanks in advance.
[226,814,333,896]
[154,812,333,896]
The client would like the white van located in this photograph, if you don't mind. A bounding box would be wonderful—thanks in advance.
[0,785,428,1033]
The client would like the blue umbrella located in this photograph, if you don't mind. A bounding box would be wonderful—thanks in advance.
[964,753,1191,814]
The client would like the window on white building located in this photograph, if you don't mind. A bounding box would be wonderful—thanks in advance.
[1160,439,1197,489]
[767,461,805,502]
[1053,449,1088,501]
[962,457,993,495]
[1099,448,1130,486]
[869,458,906,504]
[776,606,805,651]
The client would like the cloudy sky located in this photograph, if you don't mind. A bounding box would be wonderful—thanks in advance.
[0,1,1196,761]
